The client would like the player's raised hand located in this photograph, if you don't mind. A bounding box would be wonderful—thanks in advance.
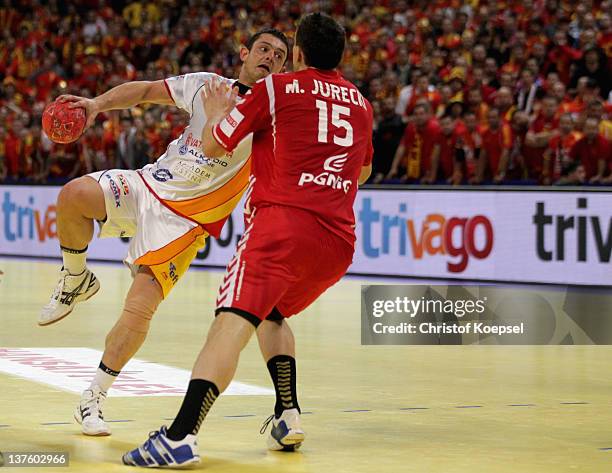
[57,94,99,131]
[201,78,239,122]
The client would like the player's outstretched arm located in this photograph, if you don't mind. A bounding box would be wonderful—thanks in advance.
[57,81,174,130]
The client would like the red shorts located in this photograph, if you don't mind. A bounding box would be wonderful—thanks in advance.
[215,205,354,325]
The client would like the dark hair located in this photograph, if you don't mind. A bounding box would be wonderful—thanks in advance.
[295,12,346,70]
[246,28,289,59]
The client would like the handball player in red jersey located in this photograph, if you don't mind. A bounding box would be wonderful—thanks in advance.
[123,12,373,468]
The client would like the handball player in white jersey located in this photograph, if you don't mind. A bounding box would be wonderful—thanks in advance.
[38,29,288,436]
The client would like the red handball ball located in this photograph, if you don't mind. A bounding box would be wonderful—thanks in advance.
[42,100,87,144]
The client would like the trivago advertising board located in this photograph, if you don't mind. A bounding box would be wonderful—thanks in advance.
[352,189,611,286]
[1,185,610,285]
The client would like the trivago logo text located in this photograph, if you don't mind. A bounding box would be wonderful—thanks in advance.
[358,198,494,272]
[2,192,57,242]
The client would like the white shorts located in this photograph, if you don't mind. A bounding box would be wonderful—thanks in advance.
[87,170,207,297]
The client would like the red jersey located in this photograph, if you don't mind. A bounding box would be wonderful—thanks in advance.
[569,135,610,179]
[481,124,512,177]
[548,131,582,180]
[213,68,374,245]
[457,126,482,179]
[524,113,559,176]
[438,132,456,179]
[401,118,442,179]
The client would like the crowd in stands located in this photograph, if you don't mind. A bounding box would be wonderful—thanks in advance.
[1,0,611,186]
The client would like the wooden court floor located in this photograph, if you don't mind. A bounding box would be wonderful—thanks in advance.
[0,258,611,472]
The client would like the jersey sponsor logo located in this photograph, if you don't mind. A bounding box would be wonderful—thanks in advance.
[323,152,348,172]
[171,161,215,184]
[152,168,173,182]
[116,174,130,195]
[298,152,353,194]
[185,133,202,148]
[105,175,121,207]
[168,262,179,285]
[179,144,188,155]
[219,108,244,137]
[187,147,228,167]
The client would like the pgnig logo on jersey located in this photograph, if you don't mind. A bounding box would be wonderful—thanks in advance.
[298,152,353,193]
[153,169,173,182]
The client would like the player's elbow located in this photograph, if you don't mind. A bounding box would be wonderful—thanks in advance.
[359,164,372,185]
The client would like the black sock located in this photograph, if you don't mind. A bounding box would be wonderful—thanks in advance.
[267,355,300,418]
[167,379,219,441]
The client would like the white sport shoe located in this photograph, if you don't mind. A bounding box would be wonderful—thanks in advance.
[74,386,111,436]
[39,268,100,326]
[261,408,305,451]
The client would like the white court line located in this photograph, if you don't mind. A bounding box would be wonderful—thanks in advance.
[0,347,273,397]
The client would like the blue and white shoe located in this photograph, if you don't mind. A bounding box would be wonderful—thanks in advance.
[260,408,305,451]
[122,426,200,468]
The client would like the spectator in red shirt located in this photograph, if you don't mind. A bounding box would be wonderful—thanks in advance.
[524,95,560,180]
[516,68,540,115]
[567,77,600,115]
[551,81,574,114]
[545,30,582,84]
[508,110,530,181]
[4,117,24,179]
[475,107,513,184]
[437,114,458,182]
[543,113,583,184]
[466,87,489,125]
[32,54,64,103]
[388,102,442,183]
[454,110,482,184]
[569,117,609,183]
[494,86,516,123]
[403,73,441,118]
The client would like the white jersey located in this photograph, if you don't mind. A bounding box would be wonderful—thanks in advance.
[139,72,252,236]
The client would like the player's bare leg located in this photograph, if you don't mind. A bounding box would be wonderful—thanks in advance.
[75,267,163,436]
[123,311,255,467]
[39,176,105,325]
[190,311,256,388]
[101,267,163,370]
[257,319,305,451]
[57,176,106,249]
[257,319,296,360]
